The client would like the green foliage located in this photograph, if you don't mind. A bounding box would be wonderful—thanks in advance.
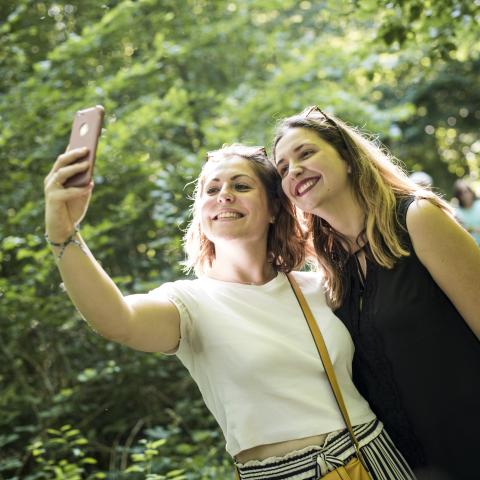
[26,425,100,480]
[365,0,479,60]
[1,0,479,478]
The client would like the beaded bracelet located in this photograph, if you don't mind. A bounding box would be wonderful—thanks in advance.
[44,226,87,261]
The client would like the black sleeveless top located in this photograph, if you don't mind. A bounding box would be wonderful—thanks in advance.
[334,196,480,480]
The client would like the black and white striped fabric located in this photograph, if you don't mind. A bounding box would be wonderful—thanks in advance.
[235,420,415,480]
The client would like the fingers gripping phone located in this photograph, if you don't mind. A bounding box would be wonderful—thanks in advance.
[64,105,104,188]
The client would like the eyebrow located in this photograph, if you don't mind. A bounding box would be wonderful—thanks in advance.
[206,174,255,183]
[275,143,316,167]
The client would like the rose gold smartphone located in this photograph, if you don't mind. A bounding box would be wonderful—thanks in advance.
[64,105,104,188]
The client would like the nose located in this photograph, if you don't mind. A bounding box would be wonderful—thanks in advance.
[288,162,304,179]
[217,184,234,203]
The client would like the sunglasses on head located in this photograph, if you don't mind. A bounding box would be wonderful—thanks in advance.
[206,145,267,162]
[302,105,355,161]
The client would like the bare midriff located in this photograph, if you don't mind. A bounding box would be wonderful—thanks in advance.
[235,432,332,464]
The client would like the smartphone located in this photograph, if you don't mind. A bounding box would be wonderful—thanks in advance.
[64,105,104,188]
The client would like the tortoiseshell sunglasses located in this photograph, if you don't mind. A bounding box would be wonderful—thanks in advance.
[206,145,268,162]
[302,105,356,161]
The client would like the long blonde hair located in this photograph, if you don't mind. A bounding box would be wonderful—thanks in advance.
[273,106,452,308]
[183,144,306,275]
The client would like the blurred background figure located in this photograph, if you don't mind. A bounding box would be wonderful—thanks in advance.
[453,179,480,245]
[409,171,433,188]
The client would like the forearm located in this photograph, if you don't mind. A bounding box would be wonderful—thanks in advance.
[50,232,132,342]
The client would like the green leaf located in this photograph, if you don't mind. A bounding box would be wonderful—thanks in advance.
[81,457,97,464]
[125,465,145,473]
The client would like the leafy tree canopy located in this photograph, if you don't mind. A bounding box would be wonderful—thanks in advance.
[1,0,478,478]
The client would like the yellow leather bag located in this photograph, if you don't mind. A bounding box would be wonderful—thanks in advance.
[321,457,371,480]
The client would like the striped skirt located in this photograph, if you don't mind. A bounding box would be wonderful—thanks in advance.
[235,419,415,480]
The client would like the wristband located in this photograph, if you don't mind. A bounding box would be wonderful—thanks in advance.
[44,225,86,260]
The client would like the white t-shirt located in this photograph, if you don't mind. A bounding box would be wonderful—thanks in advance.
[149,271,375,456]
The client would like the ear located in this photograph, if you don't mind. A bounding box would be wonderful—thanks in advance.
[347,165,352,174]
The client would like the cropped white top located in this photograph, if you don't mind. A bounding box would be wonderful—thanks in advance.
[149,271,375,456]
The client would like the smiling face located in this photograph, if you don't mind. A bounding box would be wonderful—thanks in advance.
[199,155,273,247]
[274,127,352,214]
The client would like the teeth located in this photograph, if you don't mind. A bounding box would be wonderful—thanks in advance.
[298,178,318,195]
[216,212,242,219]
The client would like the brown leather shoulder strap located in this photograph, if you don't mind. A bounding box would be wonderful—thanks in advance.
[286,273,367,465]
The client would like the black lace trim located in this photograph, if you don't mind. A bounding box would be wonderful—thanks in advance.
[349,258,425,467]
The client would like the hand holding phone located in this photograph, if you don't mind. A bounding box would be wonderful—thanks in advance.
[64,105,104,188]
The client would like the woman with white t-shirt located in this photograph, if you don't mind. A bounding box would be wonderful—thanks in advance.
[43,144,414,479]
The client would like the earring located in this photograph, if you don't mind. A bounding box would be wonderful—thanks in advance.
[270,216,276,224]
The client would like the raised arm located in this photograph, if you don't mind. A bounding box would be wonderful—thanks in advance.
[407,199,480,339]
[44,148,180,353]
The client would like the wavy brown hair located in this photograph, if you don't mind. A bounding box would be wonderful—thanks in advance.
[273,106,453,308]
[183,144,306,275]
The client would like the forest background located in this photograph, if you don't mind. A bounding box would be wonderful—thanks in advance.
[1,0,479,479]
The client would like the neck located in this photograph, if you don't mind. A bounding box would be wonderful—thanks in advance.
[206,240,276,285]
[311,189,366,249]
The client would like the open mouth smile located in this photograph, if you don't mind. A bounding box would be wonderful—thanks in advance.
[295,177,320,197]
[213,211,245,221]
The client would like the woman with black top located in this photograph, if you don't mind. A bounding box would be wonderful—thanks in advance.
[272,106,480,480]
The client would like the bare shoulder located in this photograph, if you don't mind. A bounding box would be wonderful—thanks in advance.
[405,197,479,263]
[406,198,454,235]
[405,198,480,335]
[405,198,471,251]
